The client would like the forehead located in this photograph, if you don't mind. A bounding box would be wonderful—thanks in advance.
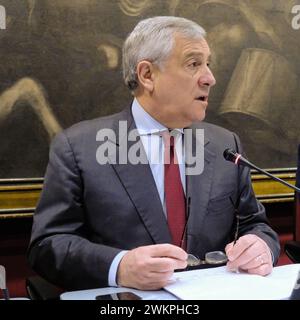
[171,34,211,59]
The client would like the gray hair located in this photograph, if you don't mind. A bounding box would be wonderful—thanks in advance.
[122,16,206,91]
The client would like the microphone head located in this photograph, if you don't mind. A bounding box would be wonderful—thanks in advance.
[223,148,238,163]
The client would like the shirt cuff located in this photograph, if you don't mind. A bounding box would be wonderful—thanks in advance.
[108,250,128,287]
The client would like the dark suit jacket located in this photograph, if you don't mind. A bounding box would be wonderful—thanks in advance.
[28,106,280,290]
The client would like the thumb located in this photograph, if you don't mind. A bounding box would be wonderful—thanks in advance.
[225,242,234,259]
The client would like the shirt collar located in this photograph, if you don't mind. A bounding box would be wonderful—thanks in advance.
[132,98,184,136]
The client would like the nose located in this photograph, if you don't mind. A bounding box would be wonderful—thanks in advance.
[199,66,216,87]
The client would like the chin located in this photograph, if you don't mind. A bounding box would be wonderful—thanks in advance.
[193,110,206,123]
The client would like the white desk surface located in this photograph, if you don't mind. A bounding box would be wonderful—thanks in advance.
[61,286,176,300]
[60,264,300,300]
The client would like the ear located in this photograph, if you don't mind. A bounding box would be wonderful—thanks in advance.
[136,61,155,92]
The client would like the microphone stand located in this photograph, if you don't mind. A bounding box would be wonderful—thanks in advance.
[245,161,300,193]
[223,149,300,193]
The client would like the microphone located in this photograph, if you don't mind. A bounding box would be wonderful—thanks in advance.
[223,148,300,193]
[0,265,10,300]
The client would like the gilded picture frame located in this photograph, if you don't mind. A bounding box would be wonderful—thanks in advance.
[0,1,299,217]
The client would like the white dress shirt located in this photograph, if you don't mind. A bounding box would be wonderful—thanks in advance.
[108,98,186,286]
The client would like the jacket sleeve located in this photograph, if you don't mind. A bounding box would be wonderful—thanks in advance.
[27,131,122,290]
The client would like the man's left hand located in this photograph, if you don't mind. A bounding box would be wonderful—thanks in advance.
[225,234,273,276]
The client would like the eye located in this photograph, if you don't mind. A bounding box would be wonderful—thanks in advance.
[188,61,201,68]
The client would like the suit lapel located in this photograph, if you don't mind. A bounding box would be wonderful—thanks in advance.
[105,108,217,248]
[185,126,216,252]
[108,107,171,244]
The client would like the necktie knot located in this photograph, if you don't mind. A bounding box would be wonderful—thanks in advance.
[160,130,175,148]
[161,131,177,165]
[170,135,175,147]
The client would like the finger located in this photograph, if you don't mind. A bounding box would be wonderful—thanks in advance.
[256,237,273,264]
[246,263,272,276]
[146,270,174,282]
[226,234,259,261]
[147,256,187,272]
[225,242,235,260]
[225,242,234,254]
[136,270,172,283]
[134,271,175,290]
[148,244,188,261]
[238,252,269,270]
[227,239,261,269]
[137,277,174,291]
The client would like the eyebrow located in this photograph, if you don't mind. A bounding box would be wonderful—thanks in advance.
[184,51,212,61]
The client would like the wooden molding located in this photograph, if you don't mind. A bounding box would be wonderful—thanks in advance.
[251,168,296,203]
[0,169,297,219]
[0,178,43,219]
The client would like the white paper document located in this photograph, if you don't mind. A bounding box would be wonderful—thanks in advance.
[164,264,300,300]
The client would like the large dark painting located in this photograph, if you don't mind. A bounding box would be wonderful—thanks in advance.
[0,0,300,178]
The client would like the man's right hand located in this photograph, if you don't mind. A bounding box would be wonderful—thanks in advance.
[117,244,188,290]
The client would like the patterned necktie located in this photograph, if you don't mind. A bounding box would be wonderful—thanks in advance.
[162,131,186,248]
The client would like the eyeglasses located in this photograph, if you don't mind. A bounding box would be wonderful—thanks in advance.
[187,251,228,267]
[182,197,228,267]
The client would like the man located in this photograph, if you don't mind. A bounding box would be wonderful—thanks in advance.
[28,16,280,291]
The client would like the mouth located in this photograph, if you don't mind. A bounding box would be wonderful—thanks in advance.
[195,95,208,102]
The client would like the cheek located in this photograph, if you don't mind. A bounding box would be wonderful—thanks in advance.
[156,79,178,99]
[157,76,195,105]
[190,102,207,119]
[167,75,192,93]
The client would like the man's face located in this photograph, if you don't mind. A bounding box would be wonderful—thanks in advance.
[150,34,216,128]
